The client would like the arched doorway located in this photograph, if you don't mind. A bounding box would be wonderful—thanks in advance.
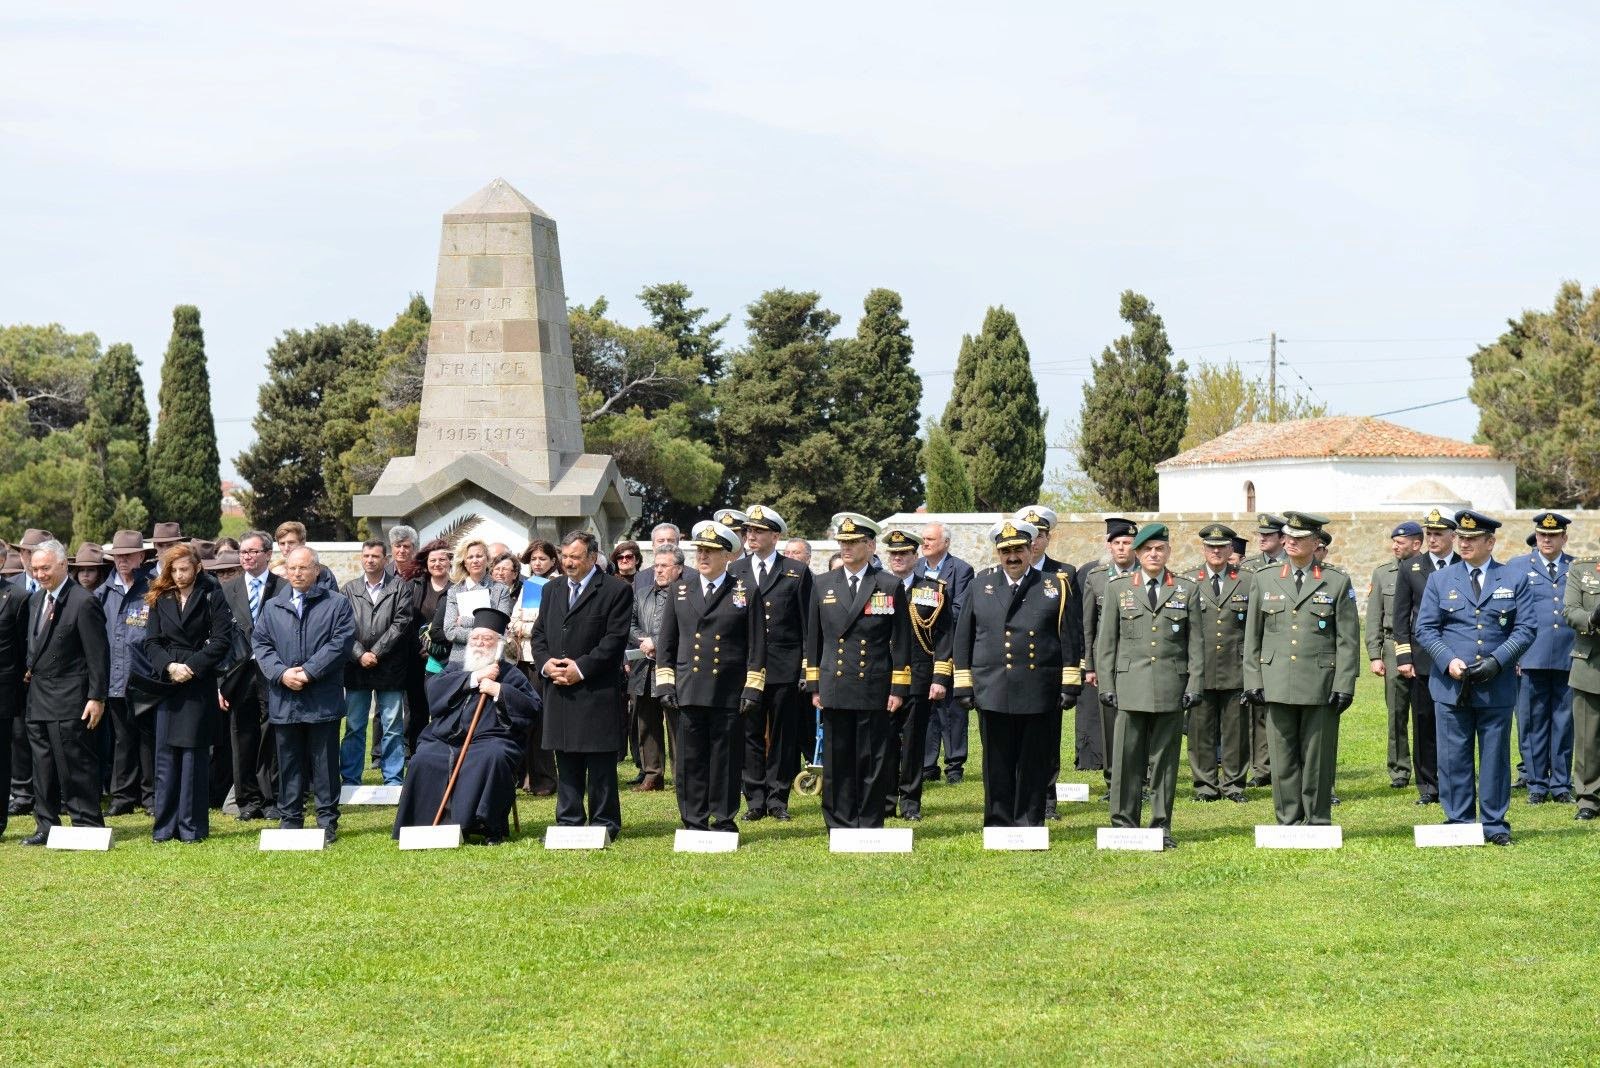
[1244,480,1256,512]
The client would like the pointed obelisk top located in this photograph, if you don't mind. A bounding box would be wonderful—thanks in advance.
[443,177,552,222]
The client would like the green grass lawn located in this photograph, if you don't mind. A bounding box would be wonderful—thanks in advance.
[2,675,1597,1066]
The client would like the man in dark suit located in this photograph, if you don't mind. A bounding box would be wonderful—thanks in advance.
[727,504,813,821]
[0,539,31,838]
[21,540,110,843]
[654,520,767,831]
[8,527,52,818]
[915,521,974,785]
[1393,508,1460,806]
[953,520,1084,828]
[532,530,634,840]
[803,513,912,829]
[220,530,282,820]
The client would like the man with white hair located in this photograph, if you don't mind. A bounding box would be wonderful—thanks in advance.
[393,608,538,844]
[914,521,974,786]
[20,539,110,843]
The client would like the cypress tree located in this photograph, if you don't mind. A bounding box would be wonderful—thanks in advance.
[714,289,843,535]
[89,341,151,505]
[921,422,974,512]
[941,306,1047,512]
[148,305,222,537]
[832,288,924,516]
[1078,291,1188,509]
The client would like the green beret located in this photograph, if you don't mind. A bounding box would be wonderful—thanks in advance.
[1131,523,1169,550]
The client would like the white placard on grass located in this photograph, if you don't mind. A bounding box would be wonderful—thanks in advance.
[1096,827,1164,851]
[1255,825,1342,849]
[259,828,326,851]
[829,828,913,853]
[398,824,463,850]
[984,826,1050,850]
[341,785,402,805]
[1414,823,1484,847]
[46,826,112,851]
[544,825,609,850]
[674,830,739,853]
[1055,782,1091,802]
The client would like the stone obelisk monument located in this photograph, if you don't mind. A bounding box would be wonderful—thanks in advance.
[355,178,639,547]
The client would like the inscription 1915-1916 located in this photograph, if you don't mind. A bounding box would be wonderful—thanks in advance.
[429,358,530,380]
[432,425,530,446]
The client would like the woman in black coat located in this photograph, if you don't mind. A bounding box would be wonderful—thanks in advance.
[144,543,235,843]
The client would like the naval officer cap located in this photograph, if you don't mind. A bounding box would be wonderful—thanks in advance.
[1131,522,1170,550]
[1316,528,1333,547]
[690,520,740,552]
[1014,505,1056,531]
[1229,535,1248,556]
[1104,516,1138,541]
[1254,513,1288,535]
[1197,523,1236,546]
[882,528,919,553]
[1421,508,1457,532]
[1531,511,1571,534]
[1390,521,1423,539]
[739,504,788,535]
[1282,512,1330,538]
[991,519,1036,551]
[1453,510,1500,538]
[831,513,880,543]
[712,507,748,530]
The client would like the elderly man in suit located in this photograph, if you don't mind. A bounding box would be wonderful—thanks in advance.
[532,530,634,840]
[20,540,110,843]
[219,529,282,820]
[915,520,974,786]
[1414,510,1538,846]
[8,527,53,819]
[0,539,31,838]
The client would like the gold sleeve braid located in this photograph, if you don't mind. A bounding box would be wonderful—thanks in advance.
[744,669,766,692]
[655,667,676,686]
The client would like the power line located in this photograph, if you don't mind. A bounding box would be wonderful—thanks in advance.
[1279,336,1490,345]
[1369,395,1471,417]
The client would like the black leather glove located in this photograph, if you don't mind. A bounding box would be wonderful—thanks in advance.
[1465,658,1501,684]
[1059,690,1078,711]
[738,698,759,715]
[1329,691,1353,713]
[1099,691,1117,709]
[1242,688,1266,707]
[659,693,678,713]
[1589,602,1600,628]
[956,695,975,712]
[1181,692,1199,710]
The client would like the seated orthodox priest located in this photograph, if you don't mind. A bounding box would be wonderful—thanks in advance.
[393,607,538,844]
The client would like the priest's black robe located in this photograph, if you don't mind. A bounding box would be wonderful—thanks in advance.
[392,662,538,839]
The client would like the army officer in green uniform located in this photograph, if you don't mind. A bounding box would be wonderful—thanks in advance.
[1563,552,1600,822]
[1242,512,1360,826]
[1188,523,1253,803]
[1095,523,1201,848]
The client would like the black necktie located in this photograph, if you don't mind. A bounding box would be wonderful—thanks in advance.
[1434,558,1445,572]
[848,574,859,600]
[1212,573,1222,598]
[1471,568,1482,598]
[1294,569,1304,594]
[704,580,716,599]
[1549,561,1558,582]
[758,560,769,587]
[1147,579,1157,610]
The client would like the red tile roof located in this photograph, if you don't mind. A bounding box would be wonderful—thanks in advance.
[1157,416,1496,469]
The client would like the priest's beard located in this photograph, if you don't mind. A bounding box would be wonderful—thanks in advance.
[463,645,500,674]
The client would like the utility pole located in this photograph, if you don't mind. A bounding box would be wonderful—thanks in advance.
[1267,331,1278,421]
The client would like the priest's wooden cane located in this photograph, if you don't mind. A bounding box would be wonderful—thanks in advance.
[433,691,490,826]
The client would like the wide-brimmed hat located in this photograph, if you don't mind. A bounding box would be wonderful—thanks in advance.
[203,549,241,572]
[107,529,149,556]
[70,543,108,570]
[151,521,186,545]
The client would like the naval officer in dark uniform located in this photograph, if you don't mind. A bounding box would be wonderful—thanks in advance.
[802,513,911,829]
[654,520,768,832]
[880,528,952,821]
[1014,505,1080,819]
[951,519,1083,828]
[1413,510,1537,845]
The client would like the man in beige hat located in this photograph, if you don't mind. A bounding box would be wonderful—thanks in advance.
[98,530,157,815]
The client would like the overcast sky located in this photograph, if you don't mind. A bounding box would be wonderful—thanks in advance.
[4,3,1596,482]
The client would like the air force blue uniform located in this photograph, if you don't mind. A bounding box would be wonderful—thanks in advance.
[1414,554,1537,837]
[1508,549,1575,799]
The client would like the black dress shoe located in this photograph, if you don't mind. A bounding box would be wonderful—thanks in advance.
[323,827,338,845]
[740,809,766,822]
[236,807,265,821]
[902,810,922,822]
[7,800,33,817]
[1487,832,1512,846]
[1415,795,1438,805]
[1552,792,1575,804]
[769,808,792,822]
[945,770,964,785]
[107,802,138,817]
[21,831,48,846]
[1390,779,1410,789]
[1044,800,1061,821]
[1226,794,1248,803]
[1194,793,1221,803]
[1512,776,1528,789]
[1576,808,1598,821]
[1162,835,1177,850]
[482,836,506,846]
[1528,794,1548,805]
[625,772,646,787]
[1247,776,1271,788]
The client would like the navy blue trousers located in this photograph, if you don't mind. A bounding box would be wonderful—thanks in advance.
[1516,669,1573,796]
[152,703,209,842]
[1435,699,1512,838]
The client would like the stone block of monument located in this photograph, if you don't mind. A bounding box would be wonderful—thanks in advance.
[354,178,639,547]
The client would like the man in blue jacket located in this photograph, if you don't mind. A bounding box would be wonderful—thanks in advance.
[1509,512,1576,804]
[96,530,156,815]
[252,547,355,843]
[1415,510,1538,845]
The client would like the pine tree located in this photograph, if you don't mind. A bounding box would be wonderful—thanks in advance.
[236,320,378,537]
[70,415,116,544]
[714,289,843,535]
[921,422,974,512]
[148,305,222,537]
[1078,291,1188,509]
[941,306,1047,512]
[89,342,151,505]
[109,493,150,535]
[639,282,729,384]
[330,298,427,536]
[832,288,924,516]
